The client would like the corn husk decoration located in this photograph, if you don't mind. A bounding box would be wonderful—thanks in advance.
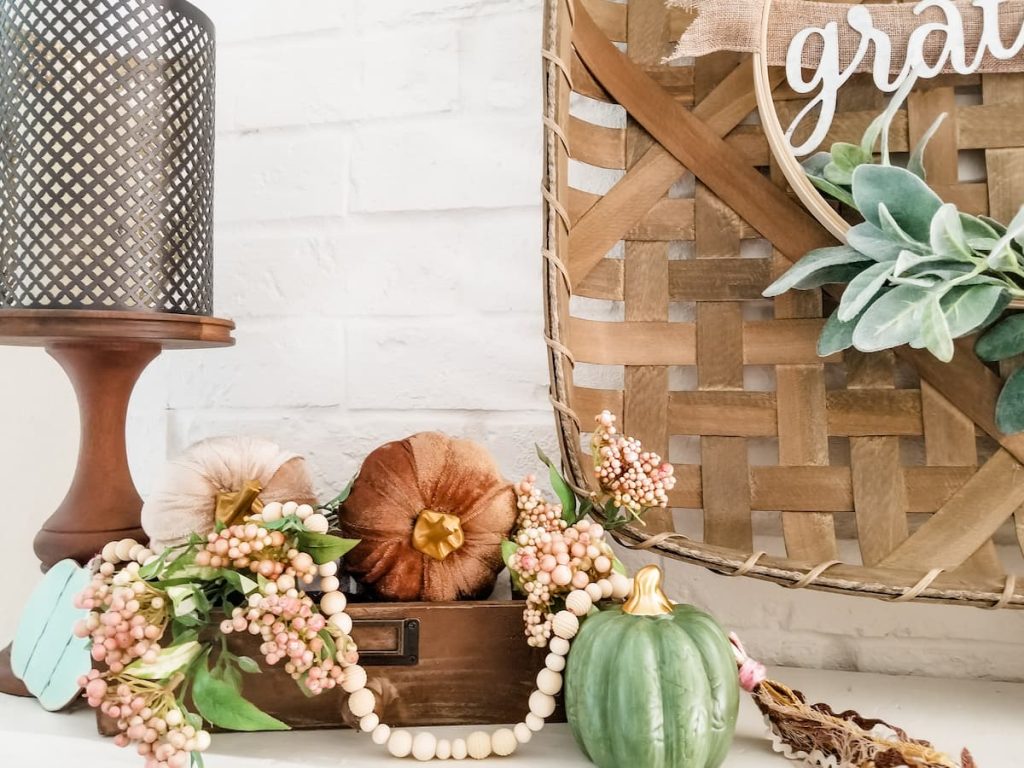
[729,634,976,768]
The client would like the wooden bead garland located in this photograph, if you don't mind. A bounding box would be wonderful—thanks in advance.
[321,571,595,761]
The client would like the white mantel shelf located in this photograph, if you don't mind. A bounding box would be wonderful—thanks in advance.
[1,667,1020,766]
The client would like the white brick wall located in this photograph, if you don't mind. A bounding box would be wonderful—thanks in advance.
[3,0,1023,680]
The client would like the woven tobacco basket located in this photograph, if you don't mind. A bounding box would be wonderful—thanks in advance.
[542,0,1024,609]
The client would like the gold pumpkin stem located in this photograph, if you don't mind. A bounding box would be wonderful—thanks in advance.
[623,564,674,616]
[215,480,265,526]
[412,509,465,561]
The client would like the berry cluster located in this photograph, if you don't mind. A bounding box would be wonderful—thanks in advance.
[592,411,675,518]
[74,562,168,674]
[509,477,630,647]
[195,522,319,585]
[220,589,351,695]
[79,669,210,768]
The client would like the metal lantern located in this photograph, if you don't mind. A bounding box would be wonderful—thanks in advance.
[0,0,215,313]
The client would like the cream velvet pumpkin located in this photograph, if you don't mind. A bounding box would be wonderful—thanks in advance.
[142,436,318,550]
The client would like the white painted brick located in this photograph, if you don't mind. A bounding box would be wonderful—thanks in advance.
[165,319,346,410]
[213,226,344,318]
[215,129,349,222]
[216,35,358,132]
[194,0,352,43]
[354,27,459,119]
[460,13,541,112]
[338,210,540,317]
[346,316,548,411]
[350,117,540,212]
[358,0,542,27]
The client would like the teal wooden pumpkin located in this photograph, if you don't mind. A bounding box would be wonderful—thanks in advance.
[565,565,739,768]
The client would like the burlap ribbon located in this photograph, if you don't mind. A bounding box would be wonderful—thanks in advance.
[668,0,1024,74]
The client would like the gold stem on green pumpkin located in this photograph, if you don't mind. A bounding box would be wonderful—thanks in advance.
[622,564,673,616]
[412,510,465,561]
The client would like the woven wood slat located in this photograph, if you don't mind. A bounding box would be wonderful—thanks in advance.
[542,0,1024,607]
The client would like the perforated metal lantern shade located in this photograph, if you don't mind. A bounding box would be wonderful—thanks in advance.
[0,0,215,313]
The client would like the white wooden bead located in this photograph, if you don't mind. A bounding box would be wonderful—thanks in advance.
[549,637,570,656]
[359,713,379,733]
[609,573,631,599]
[342,665,367,693]
[320,575,341,593]
[128,543,145,561]
[412,732,437,761]
[525,713,545,732]
[330,611,353,635]
[435,738,452,760]
[565,589,592,616]
[101,541,120,563]
[296,503,314,520]
[597,578,613,598]
[262,502,283,522]
[514,722,532,744]
[348,688,376,718]
[545,652,566,672]
[584,582,603,602]
[304,513,330,533]
[466,731,491,760]
[115,538,137,562]
[282,501,299,517]
[529,690,556,719]
[536,668,563,696]
[320,591,347,616]
[388,730,413,758]
[319,561,338,577]
[135,548,154,565]
[552,611,579,640]
[372,724,391,745]
[451,739,468,760]
[492,728,517,757]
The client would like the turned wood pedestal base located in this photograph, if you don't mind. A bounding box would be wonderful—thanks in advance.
[0,310,234,697]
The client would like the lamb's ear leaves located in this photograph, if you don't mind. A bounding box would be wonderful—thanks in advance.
[818,305,867,357]
[976,313,1024,361]
[852,164,942,242]
[996,368,1024,434]
[941,285,1009,339]
[851,284,930,352]
[763,246,868,297]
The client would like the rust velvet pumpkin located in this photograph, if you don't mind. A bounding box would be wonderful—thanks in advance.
[339,432,517,601]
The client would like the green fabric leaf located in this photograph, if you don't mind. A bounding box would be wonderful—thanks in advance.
[852,164,943,242]
[852,284,931,352]
[535,445,577,524]
[846,222,904,262]
[124,641,202,681]
[321,474,358,512]
[763,246,868,297]
[236,656,262,675]
[941,285,1009,339]
[501,540,524,592]
[192,653,289,732]
[918,294,954,362]
[976,313,1024,361]
[997,368,1024,433]
[837,261,893,321]
[295,532,360,565]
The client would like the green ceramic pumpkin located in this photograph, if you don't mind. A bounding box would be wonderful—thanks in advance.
[565,565,739,768]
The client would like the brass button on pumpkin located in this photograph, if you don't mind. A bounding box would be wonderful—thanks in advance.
[412,509,465,561]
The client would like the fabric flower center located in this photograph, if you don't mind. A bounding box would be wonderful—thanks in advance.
[411,509,465,561]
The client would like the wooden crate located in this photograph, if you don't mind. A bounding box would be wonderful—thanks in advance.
[99,601,562,733]
[542,0,1024,608]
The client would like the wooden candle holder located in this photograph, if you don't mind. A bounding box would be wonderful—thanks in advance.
[0,310,234,696]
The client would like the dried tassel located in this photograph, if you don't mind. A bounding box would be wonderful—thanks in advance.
[728,634,976,768]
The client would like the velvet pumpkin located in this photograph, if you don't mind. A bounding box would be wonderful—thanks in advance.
[338,432,517,601]
[565,565,739,768]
